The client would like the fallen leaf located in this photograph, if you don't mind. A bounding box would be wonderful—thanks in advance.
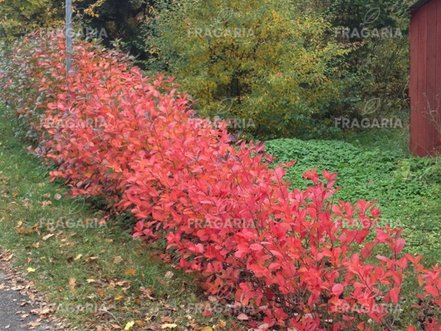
[42,233,54,241]
[217,320,227,329]
[41,200,52,207]
[87,256,98,262]
[3,253,13,261]
[68,277,77,293]
[161,324,177,329]
[140,287,156,300]
[39,308,51,315]
[124,321,135,330]
[27,320,41,328]
[115,294,125,302]
[135,320,144,327]
[113,256,123,264]
[16,227,35,234]
[96,288,105,298]
[27,267,36,273]
[124,268,137,276]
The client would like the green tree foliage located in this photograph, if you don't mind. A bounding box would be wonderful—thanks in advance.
[149,0,349,138]
[324,0,412,117]
[0,0,63,39]
[75,0,168,64]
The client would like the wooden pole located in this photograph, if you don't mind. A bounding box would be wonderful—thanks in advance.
[65,0,73,73]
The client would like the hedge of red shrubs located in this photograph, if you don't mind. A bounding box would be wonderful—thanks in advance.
[1,33,440,330]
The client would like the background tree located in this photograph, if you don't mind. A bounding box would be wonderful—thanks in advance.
[74,0,170,65]
[0,0,63,40]
[148,0,350,138]
[323,0,412,118]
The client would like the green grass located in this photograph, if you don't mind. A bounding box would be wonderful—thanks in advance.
[266,136,441,265]
[342,127,410,156]
[0,107,229,330]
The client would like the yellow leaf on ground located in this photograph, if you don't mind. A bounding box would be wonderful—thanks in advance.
[217,319,227,329]
[124,268,137,276]
[124,321,135,330]
[115,294,125,301]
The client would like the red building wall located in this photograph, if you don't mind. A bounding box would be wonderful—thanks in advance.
[410,0,441,156]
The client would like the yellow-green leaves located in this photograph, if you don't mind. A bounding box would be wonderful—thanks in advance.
[151,0,348,138]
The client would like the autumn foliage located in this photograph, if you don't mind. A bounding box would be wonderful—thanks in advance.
[1,33,440,330]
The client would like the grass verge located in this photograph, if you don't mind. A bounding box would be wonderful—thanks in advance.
[0,106,231,330]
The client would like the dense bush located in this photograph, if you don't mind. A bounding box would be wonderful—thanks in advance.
[148,0,349,138]
[1,34,440,330]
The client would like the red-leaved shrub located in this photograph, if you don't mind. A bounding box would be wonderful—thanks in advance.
[1,33,440,330]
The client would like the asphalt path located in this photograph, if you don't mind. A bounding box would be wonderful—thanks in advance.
[0,270,52,330]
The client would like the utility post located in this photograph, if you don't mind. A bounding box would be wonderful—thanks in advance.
[65,0,73,73]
